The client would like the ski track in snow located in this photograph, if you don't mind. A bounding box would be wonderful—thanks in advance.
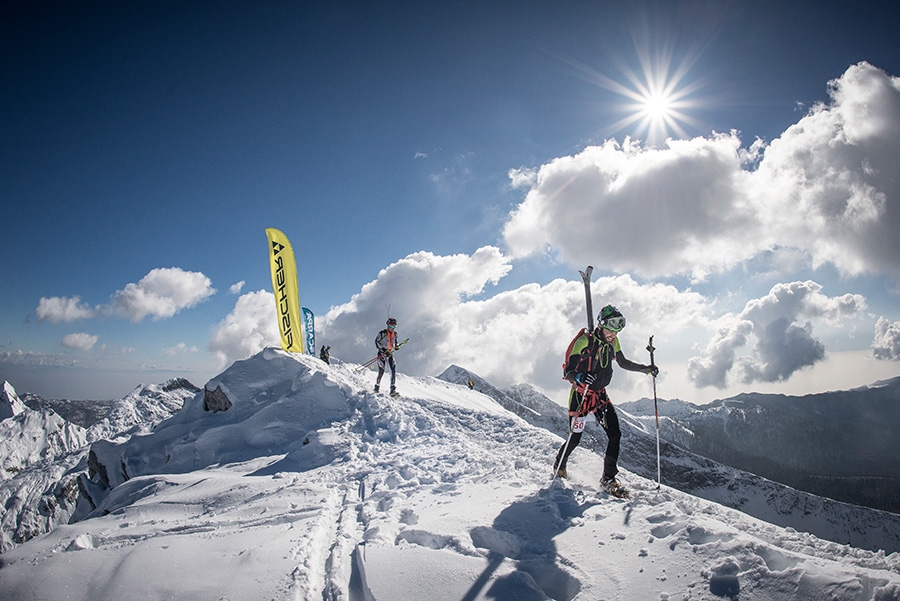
[1,351,899,601]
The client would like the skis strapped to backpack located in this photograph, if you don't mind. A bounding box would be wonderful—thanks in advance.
[580,266,594,331]
[562,266,596,379]
[552,267,597,480]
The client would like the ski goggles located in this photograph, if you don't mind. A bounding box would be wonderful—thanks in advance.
[600,315,626,332]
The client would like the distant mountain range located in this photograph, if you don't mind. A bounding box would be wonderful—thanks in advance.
[616,377,900,514]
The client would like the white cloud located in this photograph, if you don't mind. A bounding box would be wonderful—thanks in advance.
[36,296,95,322]
[0,349,78,368]
[685,318,754,389]
[755,62,900,279]
[507,167,538,190]
[501,62,900,284]
[112,267,216,322]
[35,269,215,325]
[873,317,900,360]
[688,281,867,388]
[60,332,99,351]
[209,290,279,368]
[164,342,198,356]
[501,134,758,280]
[318,246,709,398]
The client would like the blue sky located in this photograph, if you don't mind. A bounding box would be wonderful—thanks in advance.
[2,1,899,403]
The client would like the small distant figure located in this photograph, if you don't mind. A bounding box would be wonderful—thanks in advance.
[374,318,400,397]
[467,379,474,390]
[319,345,331,364]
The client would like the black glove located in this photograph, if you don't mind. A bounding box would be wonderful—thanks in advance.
[644,365,659,377]
[575,373,595,387]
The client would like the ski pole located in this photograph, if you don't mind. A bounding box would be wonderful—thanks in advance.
[355,338,409,372]
[647,336,660,490]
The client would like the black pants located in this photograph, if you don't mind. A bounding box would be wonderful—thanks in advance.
[554,397,621,481]
[376,354,396,389]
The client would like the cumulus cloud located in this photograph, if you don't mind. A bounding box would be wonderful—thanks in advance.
[315,246,709,397]
[112,267,216,322]
[502,134,758,280]
[164,342,198,356]
[502,62,900,283]
[873,317,900,360]
[755,62,900,279]
[229,281,245,294]
[36,296,95,322]
[688,281,866,388]
[209,290,280,368]
[36,268,216,325]
[60,332,99,351]
[686,319,753,389]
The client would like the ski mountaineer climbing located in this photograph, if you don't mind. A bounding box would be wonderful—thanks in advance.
[553,305,659,497]
[374,318,401,397]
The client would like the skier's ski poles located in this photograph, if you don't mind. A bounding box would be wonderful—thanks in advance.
[647,335,660,490]
[355,338,409,372]
[356,355,381,371]
[554,412,577,479]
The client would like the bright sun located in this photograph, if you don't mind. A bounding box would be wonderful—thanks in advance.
[550,32,707,146]
[573,39,706,146]
[643,93,673,120]
[619,69,698,145]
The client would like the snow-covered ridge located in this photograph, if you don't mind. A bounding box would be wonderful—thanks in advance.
[0,378,195,552]
[1,352,899,600]
[441,365,900,555]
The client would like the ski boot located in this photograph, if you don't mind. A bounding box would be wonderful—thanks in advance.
[601,477,629,498]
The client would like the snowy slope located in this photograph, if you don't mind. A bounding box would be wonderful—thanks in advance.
[1,381,28,420]
[0,379,195,552]
[1,350,898,601]
[440,366,900,555]
[0,382,87,479]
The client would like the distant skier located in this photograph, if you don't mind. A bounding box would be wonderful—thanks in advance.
[319,345,331,364]
[553,305,659,497]
[375,318,401,397]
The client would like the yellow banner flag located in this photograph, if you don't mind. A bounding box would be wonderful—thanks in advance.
[265,228,304,353]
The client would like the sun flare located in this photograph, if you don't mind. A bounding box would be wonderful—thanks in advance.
[642,92,673,120]
[568,39,707,146]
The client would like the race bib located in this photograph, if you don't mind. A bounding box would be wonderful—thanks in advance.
[571,415,587,433]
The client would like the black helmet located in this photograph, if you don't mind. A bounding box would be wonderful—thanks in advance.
[386,318,397,326]
[598,305,625,332]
